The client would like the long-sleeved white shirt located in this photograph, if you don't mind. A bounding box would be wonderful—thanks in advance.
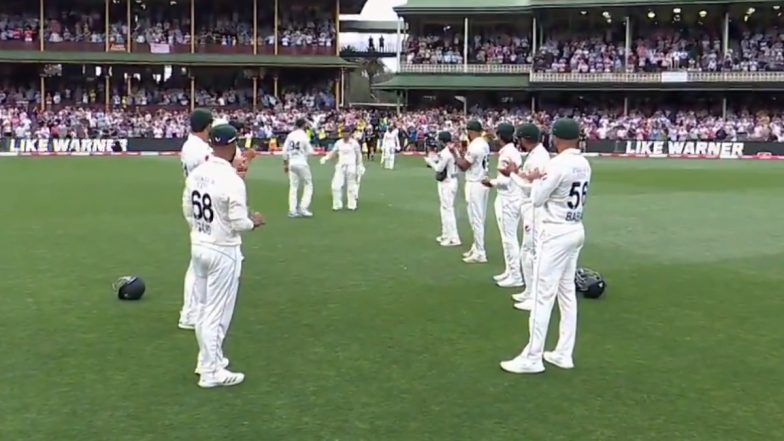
[492,142,523,198]
[382,129,400,151]
[424,147,457,179]
[513,144,551,211]
[326,138,363,169]
[282,129,313,167]
[463,136,490,182]
[530,148,592,225]
[180,133,212,177]
[182,156,254,247]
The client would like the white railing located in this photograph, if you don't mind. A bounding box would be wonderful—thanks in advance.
[399,63,531,74]
[530,71,784,83]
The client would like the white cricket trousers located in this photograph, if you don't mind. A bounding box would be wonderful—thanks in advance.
[288,163,313,213]
[520,205,535,289]
[520,223,584,363]
[190,243,242,375]
[332,165,358,210]
[437,178,459,241]
[383,147,396,169]
[494,195,522,281]
[464,181,489,258]
[180,260,198,326]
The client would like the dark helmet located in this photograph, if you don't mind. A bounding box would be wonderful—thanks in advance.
[575,267,606,299]
[114,276,146,301]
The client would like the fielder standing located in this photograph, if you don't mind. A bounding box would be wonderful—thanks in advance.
[482,123,523,287]
[455,120,490,264]
[282,118,314,218]
[509,123,551,310]
[381,125,400,170]
[183,123,265,388]
[424,131,460,247]
[321,129,364,211]
[500,118,591,374]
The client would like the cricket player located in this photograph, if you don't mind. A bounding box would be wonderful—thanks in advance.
[509,123,551,309]
[381,125,400,170]
[481,123,523,287]
[454,120,490,263]
[282,118,314,218]
[424,131,460,247]
[178,111,252,330]
[321,128,364,211]
[183,123,265,388]
[499,118,592,374]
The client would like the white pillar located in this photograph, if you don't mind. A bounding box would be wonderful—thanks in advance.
[722,97,727,119]
[463,17,469,72]
[623,96,629,116]
[722,12,730,56]
[396,18,402,64]
[625,16,631,72]
[531,95,536,113]
[532,16,537,54]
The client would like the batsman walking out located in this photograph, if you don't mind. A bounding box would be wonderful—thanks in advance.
[183,123,265,388]
[500,118,592,375]
[321,128,365,211]
[283,118,314,218]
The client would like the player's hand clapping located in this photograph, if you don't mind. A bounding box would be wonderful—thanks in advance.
[250,212,265,228]
[522,168,547,181]
[499,161,519,177]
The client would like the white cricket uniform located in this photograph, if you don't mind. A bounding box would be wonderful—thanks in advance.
[182,156,255,376]
[511,144,551,292]
[424,147,459,242]
[492,143,524,281]
[381,129,400,169]
[518,148,591,365]
[179,133,213,327]
[463,137,491,259]
[282,129,314,213]
[326,138,363,210]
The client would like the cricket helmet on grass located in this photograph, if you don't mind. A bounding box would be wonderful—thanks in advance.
[114,276,146,301]
[575,267,606,299]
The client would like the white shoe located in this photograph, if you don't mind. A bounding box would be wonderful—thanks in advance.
[463,254,487,264]
[299,209,313,217]
[499,355,545,374]
[348,207,357,211]
[198,368,245,388]
[436,236,444,243]
[462,249,476,258]
[440,239,462,247]
[511,291,531,302]
[287,211,300,218]
[194,357,230,375]
[493,272,509,281]
[332,207,342,211]
[178,322,195,330]
[514,299,534,311]
[497,277,525,288]
[544,351,574,369]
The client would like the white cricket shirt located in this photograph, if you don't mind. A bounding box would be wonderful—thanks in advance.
[494,142,523,197]
[531,148,592,225]
[182,157,255,247]
[282,129,313,167]
[424,147,458,179]
[382,129,399,150]
[514,143,551,210]
[330,139,362,168]
[463,136,490,182]
[180,133,213,177]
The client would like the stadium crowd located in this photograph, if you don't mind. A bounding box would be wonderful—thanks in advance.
[3,105,784,142]
[403,26,784,72]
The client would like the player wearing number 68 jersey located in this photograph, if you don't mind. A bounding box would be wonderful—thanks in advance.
[183,123,265,388]
[454,120,490,264]
[500,118,592,375]
[283,118,314,218]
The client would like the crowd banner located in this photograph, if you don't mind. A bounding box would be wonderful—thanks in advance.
[585,140,784,159]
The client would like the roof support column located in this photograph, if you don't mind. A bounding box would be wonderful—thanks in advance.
[722,11,729,56]
[722,97,727,120]
[531,16,537,55]
[190,0,195,53]
[463,16,469,73]
[104,0,109,52]
[624,16,631,72]
[623,95,628,117]
[396,17,402,65]
[531,94,535,113]
[39,0,44,51]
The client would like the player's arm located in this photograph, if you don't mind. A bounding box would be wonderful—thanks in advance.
[182,185,194,228]
[455,146,474,171]
[425,153,447,172]
[355,141,364,167]
[531,164,562,207]
[227,180,256,232]
[320,143,337,164]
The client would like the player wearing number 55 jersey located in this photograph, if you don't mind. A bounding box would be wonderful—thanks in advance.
[183,124,265,388]
[455,120,490,263]
[500,118,591,375]
[283,118,314,218]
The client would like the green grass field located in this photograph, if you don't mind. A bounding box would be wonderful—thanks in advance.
[1,156,783,441]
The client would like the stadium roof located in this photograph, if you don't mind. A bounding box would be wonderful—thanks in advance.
[373,74,529,90]
[395,0,780,14]
[342,0,367,14]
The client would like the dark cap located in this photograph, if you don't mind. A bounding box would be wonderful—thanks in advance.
[516,123,541,142]
[437,131,452,143]
[466,119,483,132]
[496,122,515,139]
[190,108,213,132]
[295,118,307,128]
[208,124,238,147]
[552,118,580,141]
